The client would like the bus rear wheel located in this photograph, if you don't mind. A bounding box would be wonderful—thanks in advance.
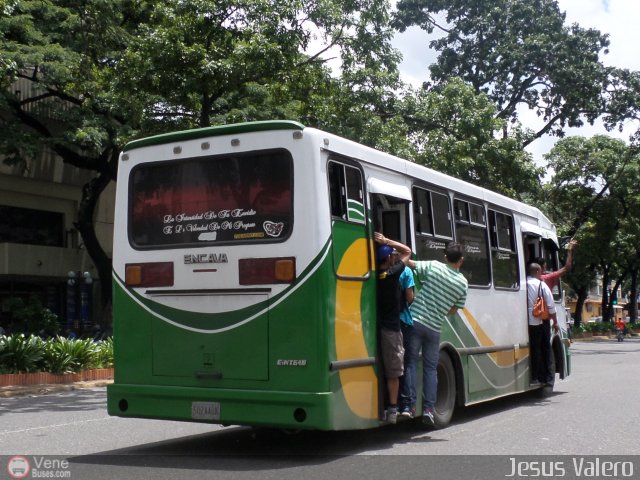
[434,351,457,429]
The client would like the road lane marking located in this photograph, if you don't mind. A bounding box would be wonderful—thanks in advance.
[0,416,111,436]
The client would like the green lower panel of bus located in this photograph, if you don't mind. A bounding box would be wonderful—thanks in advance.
[107,383,375,431]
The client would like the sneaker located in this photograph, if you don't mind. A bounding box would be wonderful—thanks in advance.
[400,406,415,418]
[386,406,398,424]
[422,408,435,427]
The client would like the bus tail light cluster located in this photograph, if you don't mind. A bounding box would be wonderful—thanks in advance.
[239,257,296,285]
[125,262,174,287]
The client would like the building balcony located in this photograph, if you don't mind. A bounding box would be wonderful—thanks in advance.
[0,242,93,280]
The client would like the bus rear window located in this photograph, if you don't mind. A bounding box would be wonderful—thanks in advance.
[129,150,293,247]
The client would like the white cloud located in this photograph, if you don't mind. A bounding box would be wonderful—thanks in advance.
[559,0,640,70]
[391,26,440,88]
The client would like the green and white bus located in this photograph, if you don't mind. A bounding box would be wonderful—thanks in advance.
[107,120,571,430]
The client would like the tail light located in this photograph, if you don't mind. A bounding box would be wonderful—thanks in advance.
[125,262,174,287]
[239,257,296,285]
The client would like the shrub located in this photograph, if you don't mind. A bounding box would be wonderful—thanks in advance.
[0,334,113,374]
[41,338,75,374]
[0,334,45,373]
[54,337,100,372]
[95,337,113,368]
[572,325,585,335]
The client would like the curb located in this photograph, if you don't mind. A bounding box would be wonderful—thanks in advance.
[0,379,113,398]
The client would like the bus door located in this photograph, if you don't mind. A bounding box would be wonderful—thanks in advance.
[538,236,570,379]
[521,223,568,381]
[522,229,565,307]
[327,160,380,425]
[368,178,413,415]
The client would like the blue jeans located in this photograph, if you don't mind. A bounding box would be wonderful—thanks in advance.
[399,322,415,409]
[407,321,440,410]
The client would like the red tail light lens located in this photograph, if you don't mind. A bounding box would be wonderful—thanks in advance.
[125,262,174,287]
[239,257,296,285]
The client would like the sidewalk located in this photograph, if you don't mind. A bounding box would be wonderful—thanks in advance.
[0,379,113,398]
[573,332,639,342]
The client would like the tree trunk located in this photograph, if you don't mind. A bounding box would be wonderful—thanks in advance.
[629,269,638,323]
[573,285,588,328]
[601,266,611,323]
[74,154,117,316]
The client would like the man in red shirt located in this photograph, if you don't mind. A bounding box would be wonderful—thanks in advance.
[535,239,577,291]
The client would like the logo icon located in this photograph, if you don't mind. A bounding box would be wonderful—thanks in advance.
[7,456,30,479]
[263,221,284,237]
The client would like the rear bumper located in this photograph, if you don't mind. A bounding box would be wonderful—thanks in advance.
[107,383,336,430]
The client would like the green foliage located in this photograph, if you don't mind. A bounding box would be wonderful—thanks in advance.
[1,296,60,337]
[94,337,113,369]
[51,337,100,372]
[393,0,611,144]
[398,78,543,197]
[1,1,404,308]
[115,0,401,132]
[0,334,45,373]
[41,338,75,374]
[573,322,620,335]
[0,335,112,374]
[541,135,640,323]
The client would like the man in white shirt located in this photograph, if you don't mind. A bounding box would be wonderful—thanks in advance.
[527,263,558,386]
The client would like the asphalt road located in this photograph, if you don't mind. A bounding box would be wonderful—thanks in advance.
[1,339,639,480]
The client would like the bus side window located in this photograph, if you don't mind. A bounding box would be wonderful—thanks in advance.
[489,210,519,289]
[328,162,347,220]
[454,199,490,287]
[328,161,365,223]
[412,186,453,261]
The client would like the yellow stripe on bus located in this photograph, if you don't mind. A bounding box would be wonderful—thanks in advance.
[460,308,529,366]
[335,238,378,419]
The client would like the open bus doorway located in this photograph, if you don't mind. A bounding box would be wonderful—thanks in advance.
[522,233,568,388]
[371,192,413,420]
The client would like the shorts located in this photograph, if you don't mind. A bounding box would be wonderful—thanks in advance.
[380,328,404,378]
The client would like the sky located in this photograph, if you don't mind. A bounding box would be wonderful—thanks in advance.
[391,0,640,166]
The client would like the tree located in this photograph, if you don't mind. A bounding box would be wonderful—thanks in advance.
[542,135,640,324]
[1,0,148,311]
[1,0,403,313]
[397,78,543,198]
[610,153,640,323]
[114,0,402,132]
[393,0,611,146]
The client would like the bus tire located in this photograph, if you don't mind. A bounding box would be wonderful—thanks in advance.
[434,351,457,429]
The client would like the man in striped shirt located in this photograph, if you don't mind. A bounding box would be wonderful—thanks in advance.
[407,243,468,427]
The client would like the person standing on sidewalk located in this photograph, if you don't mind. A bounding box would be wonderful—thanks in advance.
[373,232,412,424]
[407,242,468,427]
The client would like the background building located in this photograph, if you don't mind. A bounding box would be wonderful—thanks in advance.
[566,278,626,323]
[0,145,114,332]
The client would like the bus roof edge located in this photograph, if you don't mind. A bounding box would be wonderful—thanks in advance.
[123,120,306,152]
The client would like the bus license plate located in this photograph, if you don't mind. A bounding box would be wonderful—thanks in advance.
[191,401,220,420]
